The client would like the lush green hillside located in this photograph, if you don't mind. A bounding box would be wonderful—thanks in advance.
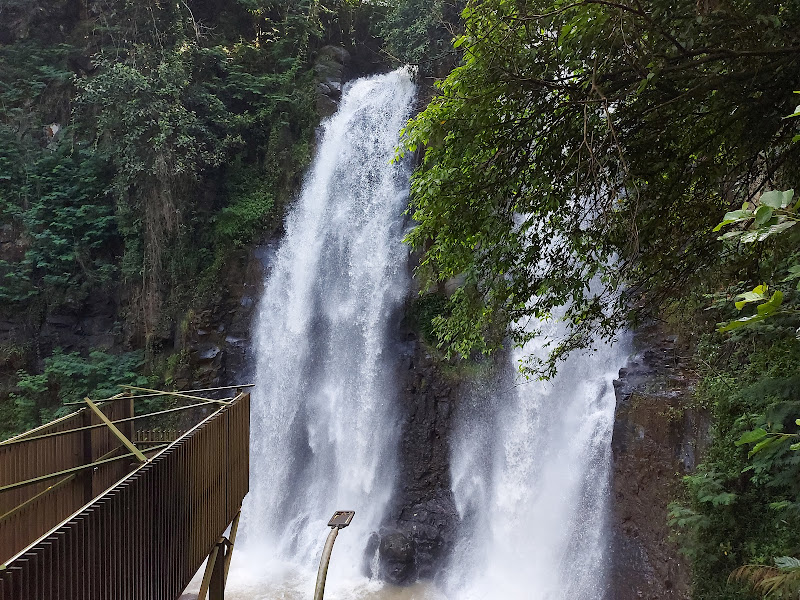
[0,0,382,437]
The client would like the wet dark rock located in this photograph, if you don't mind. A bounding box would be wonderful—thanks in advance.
[45,315,78,328]
[316,95,339,119]
[67,53,96,75]
[317,80,342,98]
[313,46,351,118]
[0,224,15,244]
[318,45,352,66]
[195,344,221,361]
[0,0,76,44]
[314,59,344,81]
[607,322,710,600]
[373,330,459,584]
[378,530,417,584]
[225,336,246,348]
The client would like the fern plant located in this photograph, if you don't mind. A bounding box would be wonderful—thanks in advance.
[731,557,800,598]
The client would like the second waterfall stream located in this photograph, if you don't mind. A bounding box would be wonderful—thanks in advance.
[216,68,629,600]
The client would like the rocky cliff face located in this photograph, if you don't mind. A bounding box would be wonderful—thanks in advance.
[369,335,459,584]
[607,323,709,599]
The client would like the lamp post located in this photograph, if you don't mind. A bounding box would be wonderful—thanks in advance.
[313,510,355,600]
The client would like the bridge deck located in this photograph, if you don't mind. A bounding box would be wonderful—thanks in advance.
[0,389,250,600]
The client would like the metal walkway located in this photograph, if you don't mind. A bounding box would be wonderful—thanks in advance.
[0,386,250,600]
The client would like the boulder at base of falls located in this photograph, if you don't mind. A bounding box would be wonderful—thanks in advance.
[366,529,417,584]
[372,330,460,585]
[365,491,458,584]
[396,495,457,579]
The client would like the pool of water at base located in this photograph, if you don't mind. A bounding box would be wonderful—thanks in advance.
[179,553,445,600]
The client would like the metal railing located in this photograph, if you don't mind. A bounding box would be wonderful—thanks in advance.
[0,400,135,565]
[0,391,250,600]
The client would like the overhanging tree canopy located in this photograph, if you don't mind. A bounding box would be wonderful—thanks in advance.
[401,0,800,376]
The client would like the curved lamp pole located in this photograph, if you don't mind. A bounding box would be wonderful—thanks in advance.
[313,510,355,600]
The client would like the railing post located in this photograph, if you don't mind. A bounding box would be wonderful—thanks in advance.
[210,538,227,600]
[81,409,93,502]
[223,510,241,582]
[314,511,355,600]
[124,390,135,443]
[199,535,233,600]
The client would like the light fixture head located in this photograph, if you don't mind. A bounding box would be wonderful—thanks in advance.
[327,510,355,529]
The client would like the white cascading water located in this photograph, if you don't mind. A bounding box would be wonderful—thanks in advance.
[444,324,629,600]
[207,65,629,600]
[224,68,417,599]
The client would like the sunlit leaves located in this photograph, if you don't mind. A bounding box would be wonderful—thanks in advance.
[714,189,798,244]
[713,188,800,334]
[718,286,785,332]
[737,427,769,446]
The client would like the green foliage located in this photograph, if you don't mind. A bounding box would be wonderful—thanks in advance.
[718,285,786,333]
[379,0,463,74]
[78,45,240,187]
[408,292,450,347]
[9,349,150,436]
[0,139,119,306]
[0,41,119,310]
[715,190,799,244]
[76,44,240,311]
[0,0,354,343]
[162,349,190,389]
[713,187,800,335]
[400,0,800,377]
[65,0,319,342]
[215,161,276,248]
[671,335,800,599]
[0,41,73,121]
[0,0,365,436]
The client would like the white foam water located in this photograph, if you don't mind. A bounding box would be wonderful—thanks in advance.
[444,326,629,600]
[225,68,417,598]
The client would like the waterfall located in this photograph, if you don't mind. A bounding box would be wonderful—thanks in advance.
[227,68,417,598]
[217,64,627,600]
[444,326,629,599]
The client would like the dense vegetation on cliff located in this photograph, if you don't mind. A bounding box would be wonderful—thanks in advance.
[0,0,381,437]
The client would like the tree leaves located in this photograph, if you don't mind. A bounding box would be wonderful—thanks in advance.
[737,428,769,446]
[402,0,800,374]
[735,285,771,310]
[718,286,784,332]
[714,190,798,244]
[760,190,795,209]
[713,187,800,333]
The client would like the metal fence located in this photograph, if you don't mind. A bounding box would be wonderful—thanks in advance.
[0,400,135,565]
[0,392,250,600]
